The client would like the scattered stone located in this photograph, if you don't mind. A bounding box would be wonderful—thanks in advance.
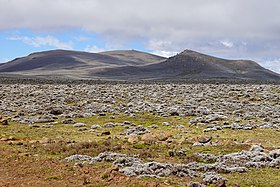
[203,172,228,184]
[16,142,24,145]
[170,111,179,116]
[50,108,63,115]
[0,138,8,141]
[78,127,88,131]
[168,150,175,157]
[126,125,150,136]
[269,149,280,159]
[30,124,40,128]
[65,154,93,162]
[123,121,131,125]
[91,124,101,129]
[62,119,76,124]
[197,153,218,162]
[188,181,206,187]
[149,124,158,129]
[250,144,264,153]
[198,136,212,144]
[162,122,170,126]
[0,118,8,125]
[101,131,111,136]
[39,138,50,144]
[104,122,115,128]
[176,124,185,129]
[73,123,86,127]
[42,124,52,128]
[176,149,187,156]
[193,142,204,146]
[203,127,218,132]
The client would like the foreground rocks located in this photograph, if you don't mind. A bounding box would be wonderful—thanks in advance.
[1,83,280,185]
[0,84,279,130]
[65,145,280,185]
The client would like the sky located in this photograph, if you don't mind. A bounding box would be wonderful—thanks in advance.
[0,0,280,73]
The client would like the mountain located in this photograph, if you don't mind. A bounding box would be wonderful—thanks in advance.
[0,49,279,81]
[93,50,280,80]
[0,49,165,78]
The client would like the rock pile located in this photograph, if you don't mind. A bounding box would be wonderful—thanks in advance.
[65,145,280,184]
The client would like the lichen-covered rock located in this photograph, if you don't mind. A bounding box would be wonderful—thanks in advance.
[126,126,150,135]
[103,122,116,128]
[188,182,206,187]
[65,154,93,162]
[91,124,101,129]
[203,172,228,184]
[73,123,86,127]
[62,119,75,124]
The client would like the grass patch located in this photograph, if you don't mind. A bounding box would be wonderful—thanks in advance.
[1,113,280,186]
[224,167,280,187]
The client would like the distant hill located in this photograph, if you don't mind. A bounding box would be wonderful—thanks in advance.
[94,50,280,80]
[0,49,279,80]
[0,49,166,71]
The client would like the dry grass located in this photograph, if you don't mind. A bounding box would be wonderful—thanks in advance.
[0,113,280,186]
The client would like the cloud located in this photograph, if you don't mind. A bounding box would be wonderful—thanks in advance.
[1,0,280,73]
[7,35,72,49]
[1,1,279,41]
[220,40,234,48]
[259,59,280,74]
[84,45,105,53]
[151,50,178,58]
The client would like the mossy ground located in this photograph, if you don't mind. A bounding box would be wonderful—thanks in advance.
[0,113,279,186]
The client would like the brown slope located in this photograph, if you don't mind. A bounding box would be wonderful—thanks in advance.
[93,49,280,80]
[100,50,166,65]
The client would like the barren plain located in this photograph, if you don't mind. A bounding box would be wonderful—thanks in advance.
[0,81,280,187]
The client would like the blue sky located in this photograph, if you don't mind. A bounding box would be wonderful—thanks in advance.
[0,29,147,62]
[0,0,280,73]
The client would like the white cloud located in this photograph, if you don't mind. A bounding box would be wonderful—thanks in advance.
[151,51,178,58]
[1,0,279,41]
[0,1,280,62]
[258,59,280,74]
[147,40,173,51]
[146,40,181,57]
[7,35,72,49]
[220,40,234,48]
[84,45,105,53]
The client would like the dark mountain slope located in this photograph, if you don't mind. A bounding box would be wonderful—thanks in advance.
[93,50,280,80]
